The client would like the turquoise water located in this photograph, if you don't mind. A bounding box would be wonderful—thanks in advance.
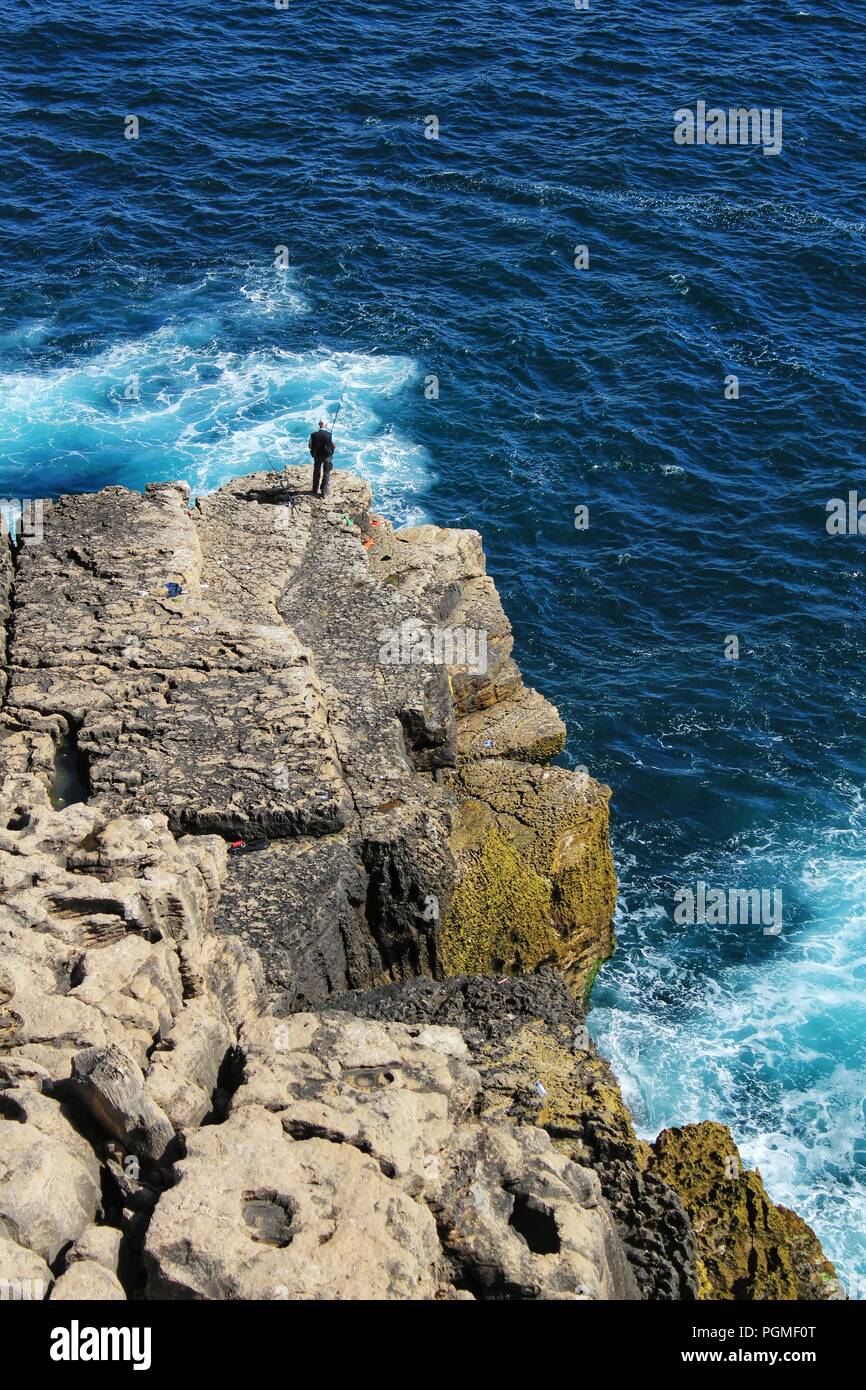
[1,0,864,1289]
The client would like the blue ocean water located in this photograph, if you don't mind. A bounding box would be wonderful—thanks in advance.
[1,0,864,1289]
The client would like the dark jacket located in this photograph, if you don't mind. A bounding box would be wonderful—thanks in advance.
[308,429,334,462]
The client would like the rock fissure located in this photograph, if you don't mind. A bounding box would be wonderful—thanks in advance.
[0,469,840,1303]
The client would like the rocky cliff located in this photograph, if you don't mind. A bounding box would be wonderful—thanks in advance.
[0,467,840,1300]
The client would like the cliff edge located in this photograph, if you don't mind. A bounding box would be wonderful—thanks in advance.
[0,468,840,1301]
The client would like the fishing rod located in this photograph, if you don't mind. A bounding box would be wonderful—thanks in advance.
[263,375,350,492]
[330,381,348,431]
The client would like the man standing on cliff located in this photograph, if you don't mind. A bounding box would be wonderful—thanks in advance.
[308,418,335,499]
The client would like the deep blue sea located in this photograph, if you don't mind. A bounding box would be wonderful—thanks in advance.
[1,0,864,1291]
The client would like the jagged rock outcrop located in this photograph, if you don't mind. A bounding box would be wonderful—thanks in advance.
[316,971,700,1299]
[144,1011,639,1301]
[0,776,257,1079]
[649,1122,844,1301]
[1,469,613,1005]
[0,774,261,1297]
[0,467,840,1302]
[364,513,614,997]
[0,468,630,1302]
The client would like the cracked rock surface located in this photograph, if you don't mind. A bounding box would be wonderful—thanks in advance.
[1,470,613,1006]
[145,1012,639,1301]
[0,469,839,1302]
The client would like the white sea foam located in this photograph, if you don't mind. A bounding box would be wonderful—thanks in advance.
[0,304,431,523]
[593,789,866,1286]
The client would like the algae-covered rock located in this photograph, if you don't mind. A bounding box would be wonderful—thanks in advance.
[457,684,566,763]
[319,970,700,1300]
[774,1204,846,1302]
[439,762,616,997]
[650,1121,843,1301]
[439,823,554,976]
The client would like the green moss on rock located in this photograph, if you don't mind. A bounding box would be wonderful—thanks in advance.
[650,1122,842,1301]
[439,763,618,995]
[438,825,555,976]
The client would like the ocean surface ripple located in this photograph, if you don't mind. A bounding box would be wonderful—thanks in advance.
[1,0,864,1289]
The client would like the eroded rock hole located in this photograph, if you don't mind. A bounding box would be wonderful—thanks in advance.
[344,1066,400,1091]
[50,726,91,809]
[242,1190,295,1248]
[68,955,87,989]
[507,1192,561,1255]
[0,1093,27,1123]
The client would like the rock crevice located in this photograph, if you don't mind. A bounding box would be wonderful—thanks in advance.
[0,468,840,1302]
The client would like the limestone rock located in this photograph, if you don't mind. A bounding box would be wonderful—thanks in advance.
[318,971,698,1300]
[144,1009,639,1300]
[0,471,610,1009]
[0,1085,102,1265]
[49,1262,126,1300]
[236,1012,480,1194]
[145,998,232,1131]
[144,1107,444,1301]
[0,1235,51,1298]
[0,467,837,1304]
[4,485,352,840]
[66,1222,123,1274]
[70,1043,176,1163]
[201,932,264,1027]
[369,518,565,746]
[430,1121,638,1299]
[369,523,517,714]
[0,777,232,1079]
[457,683,566,763]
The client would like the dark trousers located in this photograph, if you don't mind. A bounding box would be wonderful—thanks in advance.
[312,457,332,497]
